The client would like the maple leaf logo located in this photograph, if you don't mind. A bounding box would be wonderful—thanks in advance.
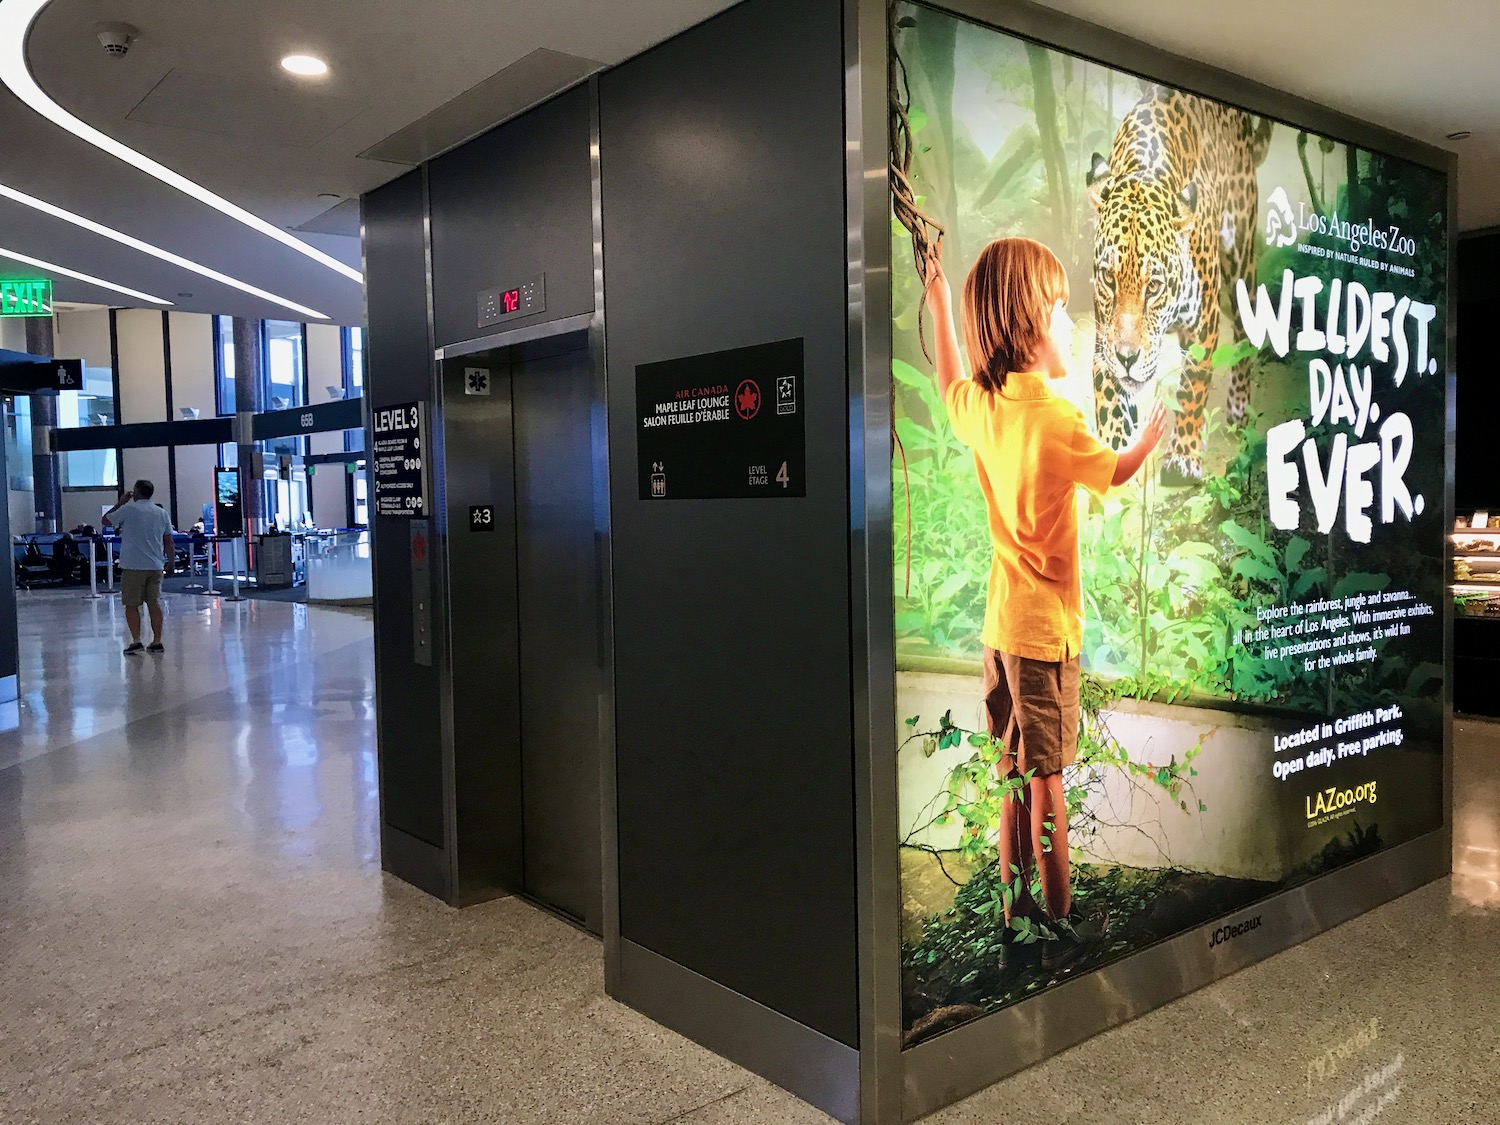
[735,379,761,420]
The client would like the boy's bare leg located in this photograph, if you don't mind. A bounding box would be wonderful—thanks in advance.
[997,775,1040,925]
[1029,771,1071,919]
[124,605,142,644]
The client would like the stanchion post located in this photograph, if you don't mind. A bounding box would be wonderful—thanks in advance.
[105,540,115,593]
[83,539,99,600]
[227,536,245,602]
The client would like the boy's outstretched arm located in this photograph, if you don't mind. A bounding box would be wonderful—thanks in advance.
[924,257,964,399]
[1110,401,1168,486]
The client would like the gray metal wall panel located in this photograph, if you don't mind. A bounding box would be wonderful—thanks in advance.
[601,0,858,1047]
[513,342,602,928]
[363,171,446,851]
[428,87,595,349]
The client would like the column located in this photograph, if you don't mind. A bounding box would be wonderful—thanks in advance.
[231,317,266,533]
[25,316,60,533]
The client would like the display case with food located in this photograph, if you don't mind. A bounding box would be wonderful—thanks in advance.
[1453,511,1500,613]
[1454,512,1500,713]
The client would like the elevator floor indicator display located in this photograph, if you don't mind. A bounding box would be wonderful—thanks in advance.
[635,338,806,500]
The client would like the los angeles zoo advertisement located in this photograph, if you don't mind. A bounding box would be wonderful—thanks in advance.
[890,2,1448,1045]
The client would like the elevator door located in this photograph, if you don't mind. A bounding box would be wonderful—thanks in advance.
[512,346,601,928]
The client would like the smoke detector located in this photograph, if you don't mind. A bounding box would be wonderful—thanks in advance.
[95,22,139,59]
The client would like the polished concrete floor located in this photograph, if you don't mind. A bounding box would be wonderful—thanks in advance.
[2,590,1497,1123]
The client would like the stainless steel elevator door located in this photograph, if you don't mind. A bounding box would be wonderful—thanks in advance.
[512,346,602,929]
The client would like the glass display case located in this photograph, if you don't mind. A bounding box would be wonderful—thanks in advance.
[1454,511,1500,714]
[1453,511,1500,617]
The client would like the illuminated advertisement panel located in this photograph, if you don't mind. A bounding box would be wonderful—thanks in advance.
[891,2,1447,1045]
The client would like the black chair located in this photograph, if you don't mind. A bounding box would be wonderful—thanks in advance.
[15,541,49,589]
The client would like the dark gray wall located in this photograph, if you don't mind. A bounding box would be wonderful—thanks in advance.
[363,170,447,861]
[428,86,595,349]
[601,0,857,1047]
[364,93,599,906]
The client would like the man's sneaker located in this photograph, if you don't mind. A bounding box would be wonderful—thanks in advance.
[147,642,165,654]
[123,642,144,656]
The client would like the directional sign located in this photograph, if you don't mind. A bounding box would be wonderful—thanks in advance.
[372,401,427,518]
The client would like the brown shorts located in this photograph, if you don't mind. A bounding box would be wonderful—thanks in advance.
[121,569,163,610]
[980,647,1080,777]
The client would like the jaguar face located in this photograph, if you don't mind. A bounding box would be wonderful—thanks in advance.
[1090,175,1187,399]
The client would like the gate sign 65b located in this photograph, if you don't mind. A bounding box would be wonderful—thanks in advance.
[373,401,427,518]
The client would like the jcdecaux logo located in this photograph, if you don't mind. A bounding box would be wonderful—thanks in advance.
[1209,914,1263,950]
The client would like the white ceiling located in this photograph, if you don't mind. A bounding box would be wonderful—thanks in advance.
[1,0,1491,325]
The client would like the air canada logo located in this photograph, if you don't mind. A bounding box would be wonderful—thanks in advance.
[1265,185,1298,248]
[735,379,761,420]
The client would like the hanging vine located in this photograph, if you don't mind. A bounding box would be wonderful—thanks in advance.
[889,7,947,597]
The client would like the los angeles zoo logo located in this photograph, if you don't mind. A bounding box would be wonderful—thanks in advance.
[1265,185,1298,248]
[1305,780,1378,827]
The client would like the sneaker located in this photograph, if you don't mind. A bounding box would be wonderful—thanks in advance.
[123,642,144,656]
[1040,909,1092,972]
[147,642,165,654]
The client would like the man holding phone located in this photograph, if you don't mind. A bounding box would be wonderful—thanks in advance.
[103,479,175,655]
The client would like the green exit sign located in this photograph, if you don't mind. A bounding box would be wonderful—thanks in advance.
[0,279,52,317]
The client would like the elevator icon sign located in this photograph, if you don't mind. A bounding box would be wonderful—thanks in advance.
[651,462,666,498]
[776,375,797,415]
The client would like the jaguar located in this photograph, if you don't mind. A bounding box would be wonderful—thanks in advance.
[1086,86,1273,482]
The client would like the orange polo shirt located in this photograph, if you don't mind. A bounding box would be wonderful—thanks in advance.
[945,372,1118,662]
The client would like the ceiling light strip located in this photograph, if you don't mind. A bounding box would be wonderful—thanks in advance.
[0,0,362,285]
[0,182,329,319]
[0,246,170,305]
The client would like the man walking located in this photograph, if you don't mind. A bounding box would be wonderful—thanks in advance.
[103,480,175,655]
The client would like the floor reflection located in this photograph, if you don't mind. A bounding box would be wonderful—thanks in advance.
[0,586,1497,1124]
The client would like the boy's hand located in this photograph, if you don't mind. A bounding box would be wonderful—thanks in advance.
[1139,401,1168,452]
[924,254,951,316]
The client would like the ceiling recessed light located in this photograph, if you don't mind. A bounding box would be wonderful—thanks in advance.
[1447,130,1472,141]
[0,0,360,285]
[281,54,328,77]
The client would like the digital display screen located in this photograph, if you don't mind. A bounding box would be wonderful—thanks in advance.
[890,1,1447,1047]
[477,274,545,329]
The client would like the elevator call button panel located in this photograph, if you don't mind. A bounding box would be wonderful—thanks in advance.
[477,273,546,329]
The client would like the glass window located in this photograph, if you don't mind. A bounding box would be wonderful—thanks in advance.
[263,321,305,410]
[6,394,32,492]
[62,449,117,489]
[215,315,235,415]
[342,326,365,453]
[344,326,363,394]
[58,366,119,488]
[353,463,368,526]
